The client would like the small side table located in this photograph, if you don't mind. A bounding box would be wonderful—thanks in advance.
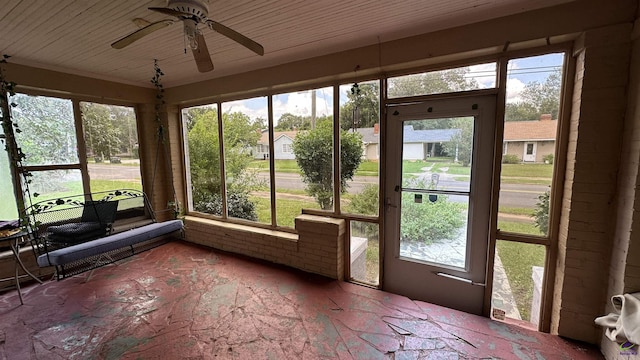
[0,230,44,304]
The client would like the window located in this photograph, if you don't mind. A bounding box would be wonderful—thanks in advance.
[13,94,80,202]
[339,80,381,286]
[80,102,142,192]
[0,136,18,219]
[183,104,222,216]
[388,62,497,98]
[491,52,565,328]
[5,93,143,209]
[497,53,564,236]
[272,87,333,226]
[222,97,269,224]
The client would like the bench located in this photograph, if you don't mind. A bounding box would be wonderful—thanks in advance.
[26,189,183,280]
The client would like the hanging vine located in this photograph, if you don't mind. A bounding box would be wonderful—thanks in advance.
[0,55,37,226]
[151,59,165,126]
[149,59,180,219]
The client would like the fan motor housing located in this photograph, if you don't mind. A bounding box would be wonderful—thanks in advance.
[167,0,209,20]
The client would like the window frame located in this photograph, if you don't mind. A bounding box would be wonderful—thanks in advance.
[3,88,143,207]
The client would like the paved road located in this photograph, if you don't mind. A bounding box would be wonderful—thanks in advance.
[259,172,545,208]
[88,164,141,181]
[89,164,545,208]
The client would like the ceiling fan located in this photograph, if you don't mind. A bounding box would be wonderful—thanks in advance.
[111,0,264,73]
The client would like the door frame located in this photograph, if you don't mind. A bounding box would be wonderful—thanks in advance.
[382,94,496,315]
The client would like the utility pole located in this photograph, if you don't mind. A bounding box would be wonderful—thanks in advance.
[311,89,316,129]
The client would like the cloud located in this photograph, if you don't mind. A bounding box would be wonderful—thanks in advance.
[468,63,497,89]
[222,99,267,121]
[272,90,332,124]
[506,78,526,103]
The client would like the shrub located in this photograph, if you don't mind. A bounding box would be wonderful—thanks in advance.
[347,184,379,237]
[400,193,465,244]
[347,184,378,216]
[194,191,258,221]
[502,154,520,164]
[293,120,362,210]
[543,154,554,164]
[533,189,550,236]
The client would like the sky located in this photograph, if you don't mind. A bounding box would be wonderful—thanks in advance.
[189,52,565,125]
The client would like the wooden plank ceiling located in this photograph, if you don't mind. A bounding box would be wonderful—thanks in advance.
[0,0,572,88]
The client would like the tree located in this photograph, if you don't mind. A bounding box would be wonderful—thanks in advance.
[444,119,474,166]
[275,113,332,131]
[186,107,262,220]
[505,70,561,121]
[533,189,550,236]
[293,119,363,209]
[388,67,479,98]
[12,94,77,165]
[275,113,309,131]
[81,102,136,160]
[339,82,379,131]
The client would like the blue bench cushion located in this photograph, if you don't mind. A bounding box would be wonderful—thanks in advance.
[38,220,182,267]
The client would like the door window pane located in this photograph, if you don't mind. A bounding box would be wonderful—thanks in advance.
[80,102,142,192]
[12,94,78,165]
[398,117,474,268]
[498,53,564,237]
[221,97,269,224]
[388,62,497,98]
[183,105,222,216]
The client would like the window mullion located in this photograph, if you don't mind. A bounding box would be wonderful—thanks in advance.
[72,99,91,196]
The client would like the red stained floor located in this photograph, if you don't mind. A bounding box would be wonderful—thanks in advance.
[0,241,602,359]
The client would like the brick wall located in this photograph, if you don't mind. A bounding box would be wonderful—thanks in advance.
[600,16,640,360]
[553,24,632,344]
[184,214,346,280]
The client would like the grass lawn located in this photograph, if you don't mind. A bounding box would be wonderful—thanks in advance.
[364,238,380,285]
[496,239,546,322]
[249,159,301,174]
[355,161,379,177]
[25,180,143,205]
[501,163,553,178]
[401,160,432,174]
[498,206,534,216]
[248,159,552,186]
[498,220,544,236]
[252,196,319,228]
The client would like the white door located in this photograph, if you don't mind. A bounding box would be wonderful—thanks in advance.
[523,142,537,162]
[383,95,496,315]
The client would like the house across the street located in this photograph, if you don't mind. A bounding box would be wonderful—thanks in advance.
[503,114,557,163]
[258,117,557,163]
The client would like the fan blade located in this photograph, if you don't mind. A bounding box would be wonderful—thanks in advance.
[192,33,214,73]
[132,18,151,28]
[206,20,264,56]
[149,7,193,18]
[111,20,174,49]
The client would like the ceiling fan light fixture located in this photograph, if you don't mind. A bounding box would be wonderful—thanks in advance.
[183,19,200,50]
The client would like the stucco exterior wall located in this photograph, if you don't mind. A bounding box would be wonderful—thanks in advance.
[403,143,424,160]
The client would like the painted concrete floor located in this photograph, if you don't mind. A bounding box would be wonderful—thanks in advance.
[0,241,602,359]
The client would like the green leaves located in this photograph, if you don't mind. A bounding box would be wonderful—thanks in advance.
[292,120,363,210]
[400,193,465,244]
